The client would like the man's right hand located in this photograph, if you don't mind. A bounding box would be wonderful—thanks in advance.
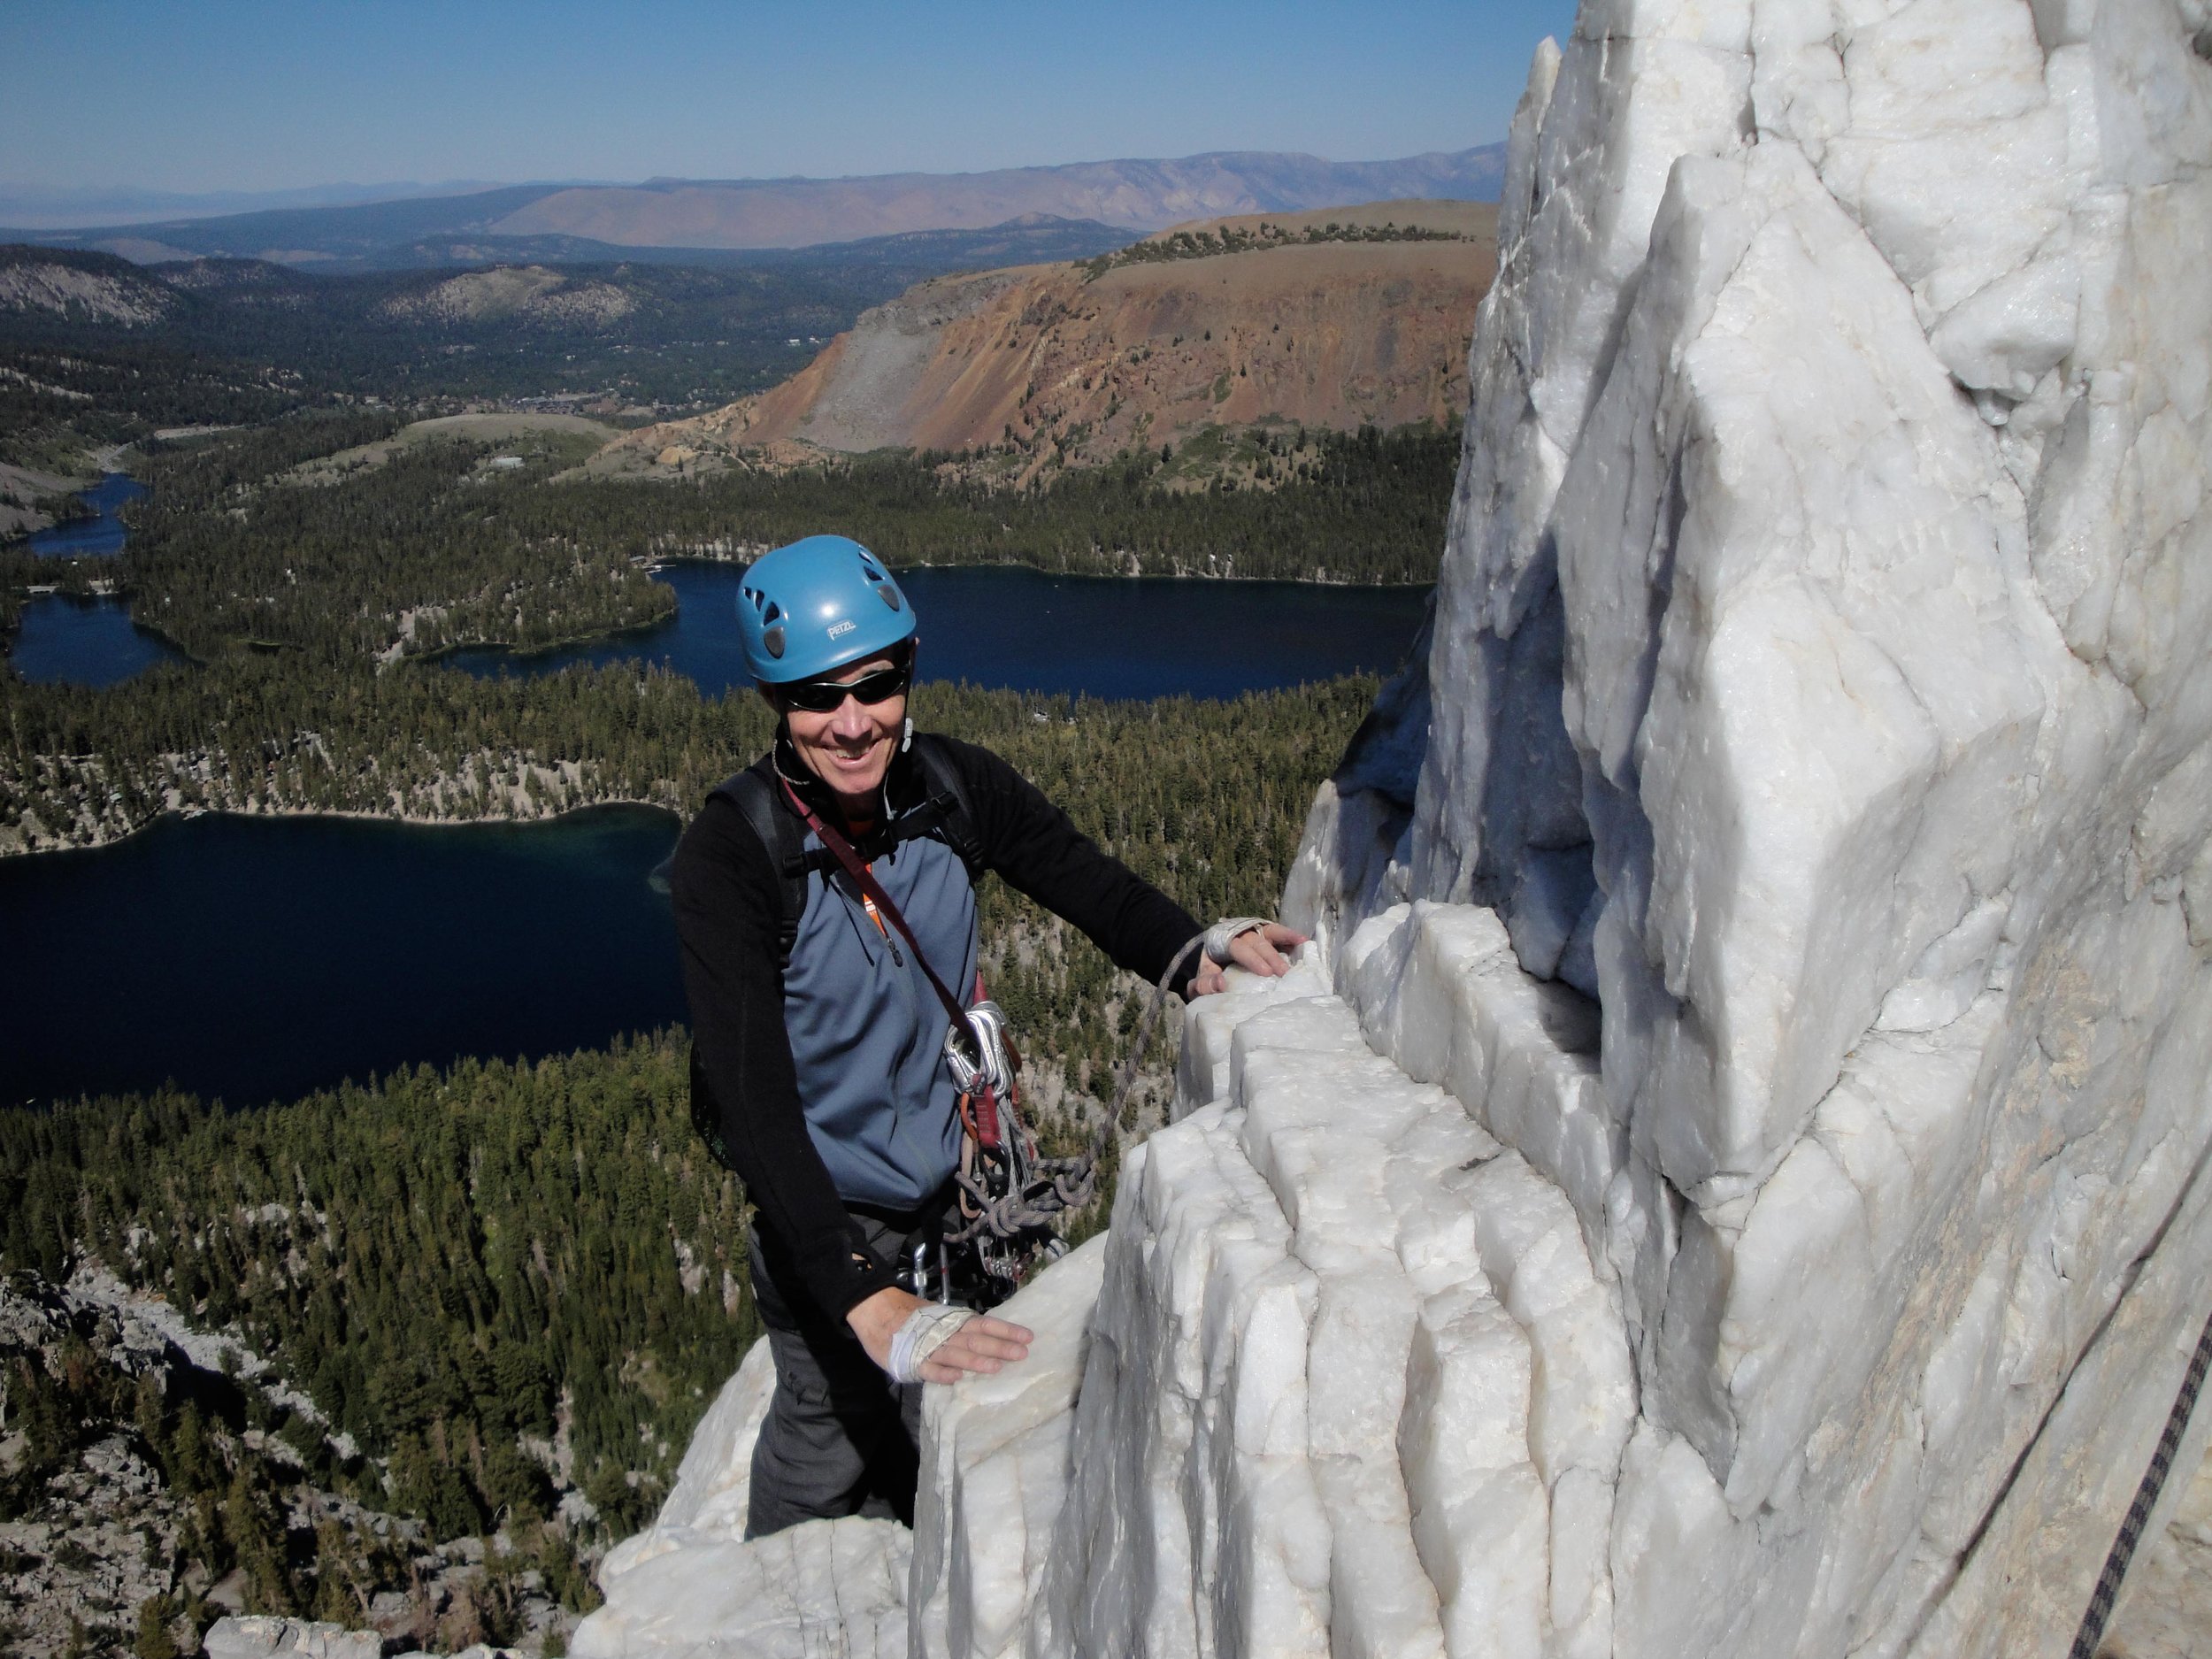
[848,1285,1033,1384]
[1188,921,1308,996]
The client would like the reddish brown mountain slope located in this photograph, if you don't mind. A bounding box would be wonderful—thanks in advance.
[595,203,1497,481]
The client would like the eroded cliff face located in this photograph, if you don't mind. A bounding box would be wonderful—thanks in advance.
[579,0,2212,1654]
[595,208,1495,481]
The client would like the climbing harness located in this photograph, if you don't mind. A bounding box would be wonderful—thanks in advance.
[2068,1298,2212,1656]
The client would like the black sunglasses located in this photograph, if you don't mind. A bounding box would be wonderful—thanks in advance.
[778,661,911,713]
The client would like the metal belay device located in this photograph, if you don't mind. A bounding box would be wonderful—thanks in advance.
[941,994,1069,1296]
[940,917,1278,1291]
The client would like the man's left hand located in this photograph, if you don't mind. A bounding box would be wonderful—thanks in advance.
[1188,922,1308,996]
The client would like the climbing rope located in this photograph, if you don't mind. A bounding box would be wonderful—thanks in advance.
[2069,1298,2212,1656]
[942,918,1271,1248]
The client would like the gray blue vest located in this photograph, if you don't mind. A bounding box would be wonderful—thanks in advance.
[780,818,979,1210]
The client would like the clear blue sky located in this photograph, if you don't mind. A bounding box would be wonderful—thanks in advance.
[4,0,1578,196]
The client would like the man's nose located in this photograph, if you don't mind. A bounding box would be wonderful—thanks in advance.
[828,695,872,736]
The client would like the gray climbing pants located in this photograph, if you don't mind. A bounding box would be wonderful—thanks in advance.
[744,1215,924,1540]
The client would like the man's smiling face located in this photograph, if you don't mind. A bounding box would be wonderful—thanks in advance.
[777,650,910,817]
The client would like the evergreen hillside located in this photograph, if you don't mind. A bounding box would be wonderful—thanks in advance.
[2,413,1445,657]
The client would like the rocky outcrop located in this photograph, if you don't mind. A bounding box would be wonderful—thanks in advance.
[0,248,176,326]
[199,1615,386,1658]
[377,268,637,327]
[588,0,2212,1651]
[574,1337,910,1659]
[595,204,1496,479]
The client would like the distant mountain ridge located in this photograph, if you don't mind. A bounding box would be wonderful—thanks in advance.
[0,179,522,232]
[4,146,1508,270]
[497,147,1510,250]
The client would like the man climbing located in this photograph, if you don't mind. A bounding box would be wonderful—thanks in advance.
[672,534,1303,1538]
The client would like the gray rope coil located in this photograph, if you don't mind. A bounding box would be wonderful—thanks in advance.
[2070,1299,2212,1657]
[944,919,1269,1247]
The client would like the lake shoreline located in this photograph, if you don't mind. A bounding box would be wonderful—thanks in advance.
[0,789,685,864]
[654,548,1436,589]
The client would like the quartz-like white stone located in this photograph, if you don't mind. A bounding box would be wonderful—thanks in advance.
[201,1617,385,1659]
[574,1335,911,1659]
[605,0,2212,1650]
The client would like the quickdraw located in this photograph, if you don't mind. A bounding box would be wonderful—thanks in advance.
[942,991,1067,1297]
[940,918,1276,1280]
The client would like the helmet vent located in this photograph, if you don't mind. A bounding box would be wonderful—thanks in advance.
[877,584,902,611]
[858,553,887,582]
[745,588,767,614]
[763,624,786,659]
[762,601,781,624]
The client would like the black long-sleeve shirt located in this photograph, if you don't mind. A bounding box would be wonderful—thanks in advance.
[671,733,1203,1324]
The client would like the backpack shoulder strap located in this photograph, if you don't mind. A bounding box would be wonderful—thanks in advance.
[905,733,985,884]
[711,759,810,966]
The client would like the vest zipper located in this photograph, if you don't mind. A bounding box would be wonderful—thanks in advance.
[862,891,904,966]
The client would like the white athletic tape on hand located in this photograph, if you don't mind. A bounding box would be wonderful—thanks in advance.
[887,1303,977,1384]
[1203,917,1272,968]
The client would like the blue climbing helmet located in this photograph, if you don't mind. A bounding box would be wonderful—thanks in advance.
[736,534,916,685]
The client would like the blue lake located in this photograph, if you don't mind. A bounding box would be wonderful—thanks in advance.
[28,472,147,557]
[0,807,686,1109]
[8,594,185,687]
[449,562,1431,700]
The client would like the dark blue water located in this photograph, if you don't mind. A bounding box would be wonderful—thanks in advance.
[448,563,1430,700]
[28,472,147,557]
[0,807,685,1109]
[8,594,184,687]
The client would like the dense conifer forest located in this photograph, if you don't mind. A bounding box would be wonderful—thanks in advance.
[120,418,674,663]
[588,421,1456,585]
[2,411,1446,662]
[95,416,1448,668]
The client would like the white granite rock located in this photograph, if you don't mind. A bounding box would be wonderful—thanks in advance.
[572,1511,910,1659]
[603,0,2212,1651]
[200,1616,384,1659]
[590,1333,777,1589]
[1293,0,2212,1647]
[572,1335,914,1659]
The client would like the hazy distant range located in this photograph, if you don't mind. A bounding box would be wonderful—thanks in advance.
[4,146,1508,270]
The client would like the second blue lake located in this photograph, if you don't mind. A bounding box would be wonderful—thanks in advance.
[447,563,1431,701]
